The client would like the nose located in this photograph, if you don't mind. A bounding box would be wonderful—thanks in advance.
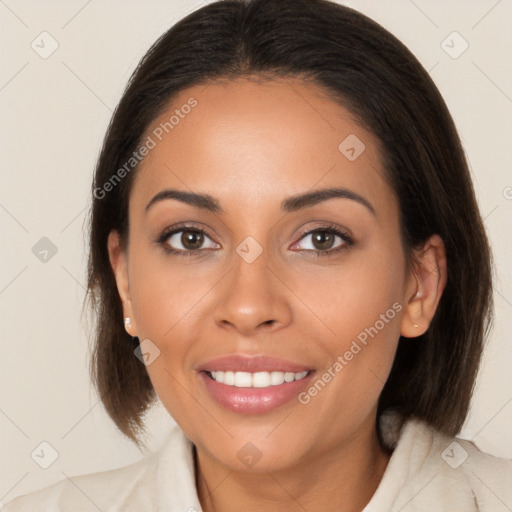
[213,248,292,335]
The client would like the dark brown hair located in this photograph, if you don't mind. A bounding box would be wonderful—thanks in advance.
[86,0,493,449]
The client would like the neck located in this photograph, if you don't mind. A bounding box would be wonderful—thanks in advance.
[195,419,391,512]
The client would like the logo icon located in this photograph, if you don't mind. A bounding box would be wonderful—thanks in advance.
[441,441,469,468]
[236,236,263,264]
[338,134,365,161]
[237,442,263,468]
[31,32,59,59]
[134,338,161,365]
[441,32,469,60]
[31,441,59,469]
[32,237,58,263]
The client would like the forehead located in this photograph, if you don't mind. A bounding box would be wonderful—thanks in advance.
[131,77,392,216]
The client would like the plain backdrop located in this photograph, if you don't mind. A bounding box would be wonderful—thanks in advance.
[1,0,511,504]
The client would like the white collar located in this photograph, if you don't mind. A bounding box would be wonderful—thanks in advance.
[151,410,507,511]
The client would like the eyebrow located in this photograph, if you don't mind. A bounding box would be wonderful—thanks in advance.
[145,187,376,216]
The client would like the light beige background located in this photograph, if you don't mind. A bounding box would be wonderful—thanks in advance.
[1,0,511,504]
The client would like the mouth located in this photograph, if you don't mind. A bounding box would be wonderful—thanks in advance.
[197,355,315,414]
[205,370,310,388]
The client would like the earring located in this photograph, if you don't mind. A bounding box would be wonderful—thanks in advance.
[413,323,419,328]
[124,317,132,330]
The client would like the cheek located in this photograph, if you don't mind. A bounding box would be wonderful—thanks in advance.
[128,243,214,339]
[126,246,225,406]
[308,244,405,338]
[305,240,405,397]
[298,292,402,434]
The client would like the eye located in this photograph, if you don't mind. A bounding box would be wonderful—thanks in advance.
[158,226,219,256]
[157,224,353,258]
[292,226,353,256]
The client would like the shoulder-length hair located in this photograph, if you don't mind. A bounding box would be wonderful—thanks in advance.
[86,0,493,448]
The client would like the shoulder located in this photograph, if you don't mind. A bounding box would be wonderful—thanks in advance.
[1,450,159,512]
[1,457,155,512]
[454,436,512,511]
[1,425,196,512]
[365,410,512,512]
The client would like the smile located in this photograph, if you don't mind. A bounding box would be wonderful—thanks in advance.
[197,354,316,414]
[207,370,310,388]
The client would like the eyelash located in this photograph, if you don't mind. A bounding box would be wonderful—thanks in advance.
[156,223,354,259]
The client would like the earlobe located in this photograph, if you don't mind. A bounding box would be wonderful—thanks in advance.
[107,230,137,336]
[400,234,447,338]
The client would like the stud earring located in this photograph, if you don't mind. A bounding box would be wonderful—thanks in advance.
[124,317,132,330]
[413,323,419,328]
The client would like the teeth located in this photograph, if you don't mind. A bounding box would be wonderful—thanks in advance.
[209,370,309,388]
[253,372,270,388]
[235,372,252,387]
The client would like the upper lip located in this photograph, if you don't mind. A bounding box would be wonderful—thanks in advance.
[196,355,313,373]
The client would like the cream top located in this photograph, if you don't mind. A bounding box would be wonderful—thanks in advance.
[2,410,511,511]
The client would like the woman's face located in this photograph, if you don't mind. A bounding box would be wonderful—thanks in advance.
[110,77,422,471]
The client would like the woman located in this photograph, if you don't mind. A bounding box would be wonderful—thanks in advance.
[3,0,511,510]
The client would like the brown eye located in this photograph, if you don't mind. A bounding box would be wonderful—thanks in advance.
[160,227,219,255]
[295,228,349,253]
[310,231,336,251]
[180,230,204,250]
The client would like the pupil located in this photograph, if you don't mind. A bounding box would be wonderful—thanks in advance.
[182,230,203,250]
[313,231,333,250]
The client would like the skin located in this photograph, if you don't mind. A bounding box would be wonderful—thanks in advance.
[108,77,447,512]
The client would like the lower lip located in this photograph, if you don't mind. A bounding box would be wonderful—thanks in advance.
[199,371,315,414]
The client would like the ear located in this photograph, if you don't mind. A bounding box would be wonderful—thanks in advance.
[400,234,447,338]
[107,230,138,337]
